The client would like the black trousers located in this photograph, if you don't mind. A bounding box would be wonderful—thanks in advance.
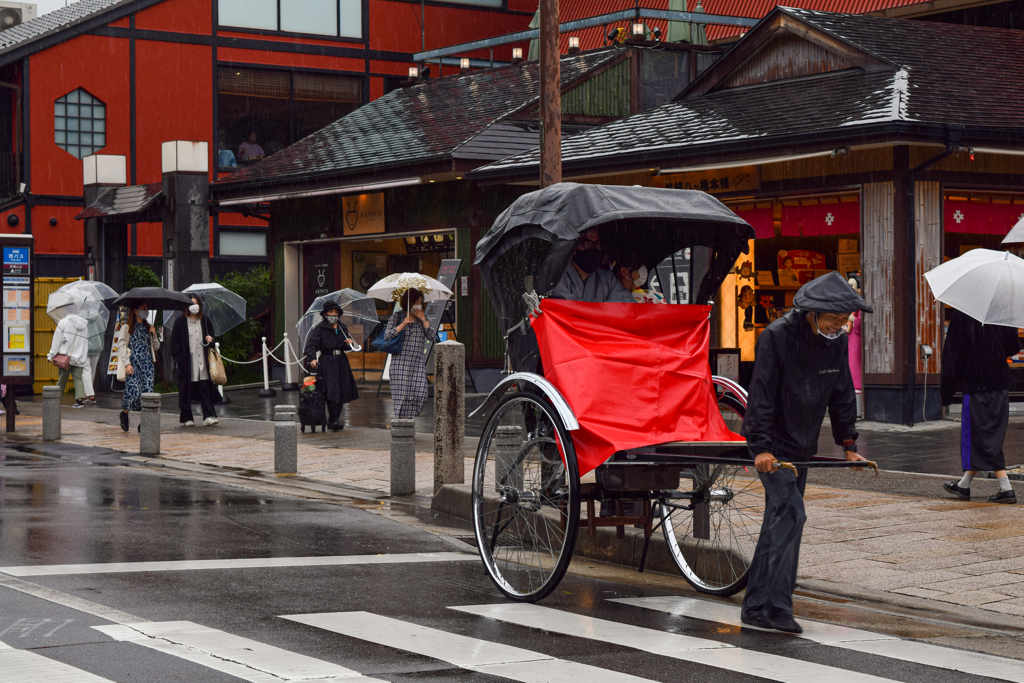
[741,465,808,620]
[327,399,345,426]
[962,390,1009,472]
[179,379,217,423]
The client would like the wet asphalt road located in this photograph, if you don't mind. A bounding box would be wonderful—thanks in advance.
[1,451,1022,682]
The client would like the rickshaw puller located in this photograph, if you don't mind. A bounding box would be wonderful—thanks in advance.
[740,272,871,634]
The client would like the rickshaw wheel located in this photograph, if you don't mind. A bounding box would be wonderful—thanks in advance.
[659,381,763,596]
[472,390,580,602]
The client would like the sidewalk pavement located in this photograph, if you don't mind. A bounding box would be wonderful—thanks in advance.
[8,400,1024,629]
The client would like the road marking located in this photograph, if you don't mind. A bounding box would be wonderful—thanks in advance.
[0,574,147,624]
[615,596,1024,683]
[0,640,115,682]
[282,611,655,683]
[95,621,382,682]
[452,603,898,683]
[0,552,475,576]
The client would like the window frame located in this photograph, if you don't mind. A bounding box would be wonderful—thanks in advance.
[217,226,269,258]
[54,88,107,160]
[217,0,367,41]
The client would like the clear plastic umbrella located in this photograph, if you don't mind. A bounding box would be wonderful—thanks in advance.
[47,280,118,352]
[164,283,247,337]
[297,288,380,352]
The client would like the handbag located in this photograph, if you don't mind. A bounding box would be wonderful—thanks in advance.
[372,331,403,356]
[209,347,227,386]
[52,354,71,370]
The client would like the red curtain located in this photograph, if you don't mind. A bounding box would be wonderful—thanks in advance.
[781,201,860,236]
[531,300,743,476]
[945,200,1024,235]
[733,207,775,239]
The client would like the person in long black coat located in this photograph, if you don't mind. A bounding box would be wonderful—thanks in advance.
[741,272,870,634]
[170,295,218,426]
[941,309,1020,504]
[304,302,359,431]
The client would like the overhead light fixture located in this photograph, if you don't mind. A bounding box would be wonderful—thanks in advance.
[568,36,580,53]
[460,57,470,70]
[218,177,422,206]
[409,66,419,78]
[511,47,523,62]
[429,179,436,183]
[632,22,645,37]
[652,26,662,41]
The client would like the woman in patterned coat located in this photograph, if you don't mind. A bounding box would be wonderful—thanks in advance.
[117,305,160,432]
[383,288,438,419]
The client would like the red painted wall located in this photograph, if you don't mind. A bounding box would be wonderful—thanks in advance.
[370,1,530,52]
[33,206,84,254]
[136,220,163,257]
[0,205,25,236]
[217,47,365,74]
[135,0,211,34]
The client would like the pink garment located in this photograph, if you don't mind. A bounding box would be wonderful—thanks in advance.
[848,312,863,391]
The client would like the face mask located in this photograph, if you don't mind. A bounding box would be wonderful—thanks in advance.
[137,311,148,321]
[325,315,339,324]
[573,248,603,274]
[815,313,842,341]
[634,265,648,288]
[412,304,423,313]
[188,304,200,314]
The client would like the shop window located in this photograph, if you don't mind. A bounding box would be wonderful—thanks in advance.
[54,89,106,160]
[217,67,361,168]
[219,0,362,38]
[220,231,267,257]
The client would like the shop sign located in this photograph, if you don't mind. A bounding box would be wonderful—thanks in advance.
[340,193,385,235]
[652,166,759,194]
[2,247,28,276]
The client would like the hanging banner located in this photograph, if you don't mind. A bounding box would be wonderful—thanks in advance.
[781,201,859,236]
[732,207,774,239]
[945,200,1024,235]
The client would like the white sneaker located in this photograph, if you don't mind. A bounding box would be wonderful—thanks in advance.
[204,417,217,426]
[183,420,195,427]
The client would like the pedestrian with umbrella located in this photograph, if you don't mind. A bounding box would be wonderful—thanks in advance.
[47,280,118,403]
[303,300,360,431]
[925,249,1024,504]
[170,293,219,427]
[109,287,191,432]
[369,273,451,419]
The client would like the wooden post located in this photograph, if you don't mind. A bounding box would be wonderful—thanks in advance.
[539,0,560,188]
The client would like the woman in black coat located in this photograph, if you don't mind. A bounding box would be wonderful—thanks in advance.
[304,302,360,430]
[170,294,219,426]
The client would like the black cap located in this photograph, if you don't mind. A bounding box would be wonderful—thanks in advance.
[320,301,342,315]
[793,271,873,313]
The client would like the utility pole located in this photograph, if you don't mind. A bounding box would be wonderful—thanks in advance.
[538,0,560,188]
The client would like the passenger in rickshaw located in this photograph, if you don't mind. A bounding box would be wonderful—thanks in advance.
[614,252,665,304]
[550,228,634,303]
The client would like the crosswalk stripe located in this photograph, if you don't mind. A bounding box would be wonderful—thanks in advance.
[0,640,114,682]
[282,611,656,683]
[1,552,474,576]
[452,603,898,683]
[95,622,382,682]
[613,596,1024,683]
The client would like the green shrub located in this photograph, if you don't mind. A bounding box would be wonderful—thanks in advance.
[215,267,273,384]
[125,264,160,289]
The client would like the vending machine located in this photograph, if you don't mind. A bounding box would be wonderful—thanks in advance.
[0,235,32,431]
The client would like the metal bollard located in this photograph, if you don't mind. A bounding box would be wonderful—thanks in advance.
[274,404,298,476]
[390,418,416,496]
[281,333,298,392]
[140,393,161,455]
[433,341,465,494]
[42,385,61,442]
[258,336,276,398]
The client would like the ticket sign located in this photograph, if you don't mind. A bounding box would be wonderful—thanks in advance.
[3,247,29,275]
[4,355,28,376]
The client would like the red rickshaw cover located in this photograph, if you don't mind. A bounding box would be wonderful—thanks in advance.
[531,299,743,476]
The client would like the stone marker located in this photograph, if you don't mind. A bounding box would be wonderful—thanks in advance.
[433,341,465,494]
[390,418,416,496]
[140,393,161,455]
[274,404,298,476]
[42,386,61,442]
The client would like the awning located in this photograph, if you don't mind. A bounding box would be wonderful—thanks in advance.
[75,183,163,223]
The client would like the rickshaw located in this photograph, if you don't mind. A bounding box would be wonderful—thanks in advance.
[468,183,875,602]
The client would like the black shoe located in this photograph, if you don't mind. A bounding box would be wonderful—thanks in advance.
[120,411,129,432]
[137,424,141,433]
[943,481,971,501]
[988,490,1017,504]
[767,614,803,634]
[740,612,772,629]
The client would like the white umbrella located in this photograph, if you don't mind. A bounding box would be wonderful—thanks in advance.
[366,272,453,304]
[923,248,1024,327]
[1002,214,1024,245]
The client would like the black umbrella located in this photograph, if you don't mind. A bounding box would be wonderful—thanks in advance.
[107,287,193,310]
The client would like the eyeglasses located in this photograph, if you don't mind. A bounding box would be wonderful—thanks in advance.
[578,239,602,251]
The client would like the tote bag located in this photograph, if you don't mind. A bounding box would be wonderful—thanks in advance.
[209,348,228,386]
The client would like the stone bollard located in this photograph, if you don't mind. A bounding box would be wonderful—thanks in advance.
[42,386,61,442]
[140,393,161,455]
[390,418,416,496]
[274,404,298,476]
[433,341,465,494]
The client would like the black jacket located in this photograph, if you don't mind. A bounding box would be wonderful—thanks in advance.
[303,320,359,404]
[170,316,215,385]
[742,309,858,460]
[940,310,1020,405]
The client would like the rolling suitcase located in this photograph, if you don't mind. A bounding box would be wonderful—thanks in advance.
[298,375,327,433]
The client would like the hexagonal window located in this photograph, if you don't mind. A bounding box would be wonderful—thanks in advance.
[55,88,106,159]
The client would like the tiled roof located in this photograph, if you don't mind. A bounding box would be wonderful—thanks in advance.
[476,9,1024,177]
[76,182,162,221]
[0,0,132,54]
[213,49,620,190]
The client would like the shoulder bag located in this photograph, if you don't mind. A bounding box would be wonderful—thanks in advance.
[51,354,70,370]
[372,331,403,356]
[209,347,227,386]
